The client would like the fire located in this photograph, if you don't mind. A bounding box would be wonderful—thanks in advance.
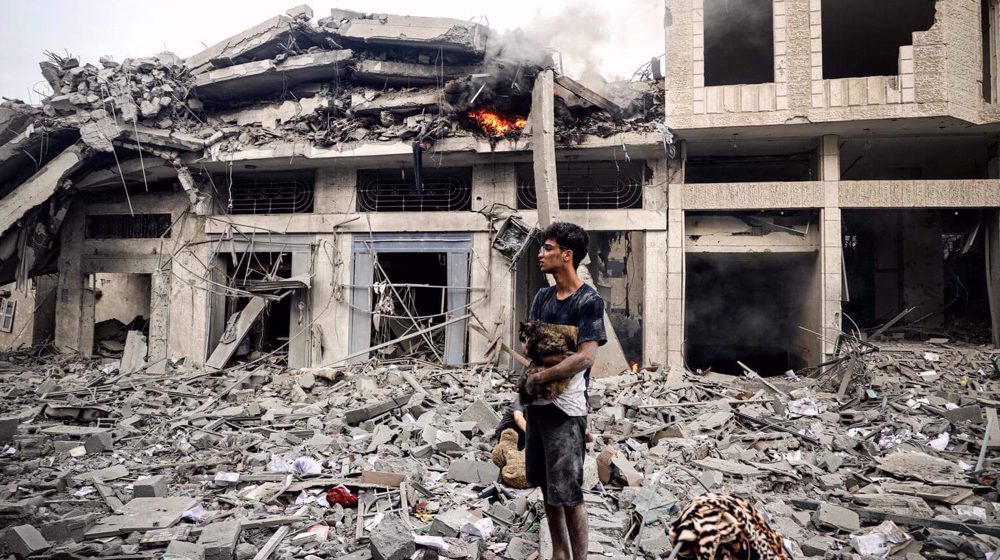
[467,108,526,137]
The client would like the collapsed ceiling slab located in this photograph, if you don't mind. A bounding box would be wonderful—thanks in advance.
[193,50,354,101]
[0,145,85,238]
[352,59,481,87]
[185,14,327,75]
[322,13,488,57]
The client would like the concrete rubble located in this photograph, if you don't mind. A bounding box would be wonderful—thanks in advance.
[0,337,996,560]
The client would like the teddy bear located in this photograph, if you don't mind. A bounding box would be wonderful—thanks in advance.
[491,428,528,489]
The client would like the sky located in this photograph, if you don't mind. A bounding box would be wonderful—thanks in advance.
[0,0,665,103]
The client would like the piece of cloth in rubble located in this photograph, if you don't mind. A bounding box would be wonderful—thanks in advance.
[527,284,607,417]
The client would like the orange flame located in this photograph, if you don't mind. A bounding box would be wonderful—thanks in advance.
[467,108,527,137]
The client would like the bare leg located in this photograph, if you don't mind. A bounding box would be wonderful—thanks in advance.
[565,503,589,560]
[544,502,571,560]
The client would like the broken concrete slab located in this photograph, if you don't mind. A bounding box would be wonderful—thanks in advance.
[325,14,488,56]
[193,50,353,101]
[344,393,413,424]
[369,513,414,560]
[352,60,480,87]
[185,15,297,75]
[1,525,50,558]
[134,475,169,498]
[85,497,197,538]
[0,145,84,238]
[165,540,206,560]
[350,89,441,116]
[446,459,500,485]
[73,464,130,483]
[814,502,861,532]
[460,399,501,434]
[430,508,480,538]
[197,520,241,560]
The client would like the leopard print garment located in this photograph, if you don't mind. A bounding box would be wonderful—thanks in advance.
[668,493,791,560]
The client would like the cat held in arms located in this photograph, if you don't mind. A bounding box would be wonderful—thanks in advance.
[516,320,578,404]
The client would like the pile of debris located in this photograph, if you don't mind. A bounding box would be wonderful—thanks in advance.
[20,5,663,160]
[1,336,999,560]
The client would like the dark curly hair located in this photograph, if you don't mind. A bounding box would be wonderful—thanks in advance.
[540,222,589,268]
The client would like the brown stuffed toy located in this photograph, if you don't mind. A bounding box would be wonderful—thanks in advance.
[491,428,528,489]
[516,320,577,404]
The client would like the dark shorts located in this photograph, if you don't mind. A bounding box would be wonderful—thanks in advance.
[525,404,587,507]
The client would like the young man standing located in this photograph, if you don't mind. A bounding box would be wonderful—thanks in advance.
[523,222,607,560]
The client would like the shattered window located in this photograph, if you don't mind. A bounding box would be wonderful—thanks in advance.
[516,161,648,210]
[0,299,14,333]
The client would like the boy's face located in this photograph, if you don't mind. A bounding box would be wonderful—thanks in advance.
[538,237,571,273]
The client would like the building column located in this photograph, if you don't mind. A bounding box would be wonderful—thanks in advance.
[469,164,517,364]
[311,232,350,367]
[55,207,85,354]
[665,143,687,368]
[820,134,843,358]
[148,267,170,372]
[288,250,313,368]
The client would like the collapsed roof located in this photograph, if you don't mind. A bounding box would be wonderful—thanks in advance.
[0,5,664,288]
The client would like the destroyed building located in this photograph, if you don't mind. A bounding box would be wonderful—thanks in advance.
[0,1,998,375]
[0,6,665,373]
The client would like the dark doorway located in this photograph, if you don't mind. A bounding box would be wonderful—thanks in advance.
[685,252,820,375]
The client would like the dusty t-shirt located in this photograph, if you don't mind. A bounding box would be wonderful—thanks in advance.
[528,284,607,416]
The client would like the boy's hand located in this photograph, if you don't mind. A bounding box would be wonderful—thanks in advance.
[525,373,542,396]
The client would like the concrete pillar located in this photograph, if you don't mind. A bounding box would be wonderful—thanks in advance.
[820,135,842,358]
[785,0,815,114]
[164,214,211,368]
[987,209,1000,347]
[315,168,356,213]
[531,68,558,226]
[148,268,170,372]
[643,231,669,367]
[469,164,516,364]
[311,232,351,366]
[55,208,85,354]
[665,144,686,368]
[288,250,312,368]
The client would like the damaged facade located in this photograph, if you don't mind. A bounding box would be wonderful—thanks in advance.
[0,6,664,372]
[0,0,998,376]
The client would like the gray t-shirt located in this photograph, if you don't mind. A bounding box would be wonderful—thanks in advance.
[528,284,607,416]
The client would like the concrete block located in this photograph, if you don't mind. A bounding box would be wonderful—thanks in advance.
[330,14,487,56]
[165,540,205,560]
[505,536,536,560]
[197,521,241,560]
[596,448,617,485]
[813,502,860,532]
[84,431,114,453]
[430,509,480,538]
[38,513,99,543]
[611,457,644,486]
[285,4,313,19]
[369,513,414,560]
[942,405,982,425]
[2,525,50,558]
[447,459,500,485]
[0,416,19,443]
[460,399,501,433]
[133,475,168,498]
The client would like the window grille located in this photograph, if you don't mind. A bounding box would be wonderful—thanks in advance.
[516,161,647,210]
[224,172,315,215]
[357,168,472,212]
[85,214,172,239]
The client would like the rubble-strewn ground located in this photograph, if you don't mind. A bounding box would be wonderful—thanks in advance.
[1,338,999,560]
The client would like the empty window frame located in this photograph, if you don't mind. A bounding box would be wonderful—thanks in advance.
[516,160,649,210]
[357,168,472,212]
[0,298,14,333]
[821,0,935,79]
[85,214,173,239]
[704,0,774,86]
